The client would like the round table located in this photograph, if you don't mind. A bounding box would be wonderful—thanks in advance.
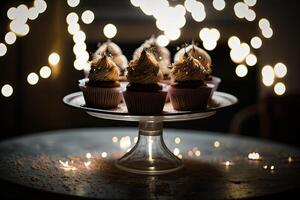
[0,128,299,199]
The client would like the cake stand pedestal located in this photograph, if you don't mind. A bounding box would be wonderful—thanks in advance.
[63,91,237,175]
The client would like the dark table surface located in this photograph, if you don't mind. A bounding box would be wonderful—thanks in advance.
[0,127,299,200]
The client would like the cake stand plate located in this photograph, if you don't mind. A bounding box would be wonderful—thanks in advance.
[63,91,237,175]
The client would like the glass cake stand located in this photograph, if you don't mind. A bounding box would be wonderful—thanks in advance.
[63,91,237,175]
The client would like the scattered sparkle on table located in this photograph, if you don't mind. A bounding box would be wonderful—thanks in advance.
[112,136,118,143]
[101,152,107,158]
[175,137,181,144]
[213,141,220,148]
[248,152,260,160]
[263,165,268,169]
[173,148,180,156]
[86,152,92,159]
[195,150,201,157]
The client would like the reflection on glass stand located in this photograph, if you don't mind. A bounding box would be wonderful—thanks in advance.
[63,91,237,175]
[116,120,183,175]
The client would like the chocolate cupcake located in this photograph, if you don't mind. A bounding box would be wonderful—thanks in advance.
[133,36,171,81]
[79,54,122,109]
[123,49,167,115]
[174,43,222,91]
[169,52,213,111]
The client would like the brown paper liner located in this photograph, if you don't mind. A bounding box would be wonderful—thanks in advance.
[123,90,167,115]
[168,86,212,111]
[79,85,122,109]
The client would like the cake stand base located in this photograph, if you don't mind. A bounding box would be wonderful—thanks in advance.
[115,121,183,175]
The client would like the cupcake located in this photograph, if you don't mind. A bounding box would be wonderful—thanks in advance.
[169,52,213,111]
[174,43,221,91]
[79,54,122,109]
[133,36,171,81]
[123,49,167,115]
[93,40,128,79]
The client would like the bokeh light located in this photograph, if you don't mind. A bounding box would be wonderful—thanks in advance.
[81,10,94,24]
[274,82,286,95]
[262,65,275,86]
[0,43,7,56]
[48,52,60,65]
[39,66,52,79]
[1,84,13,97]
[103,23,117,39]
[250,36,262,49]
[156,35,169,47]
[67,0,80,7]
[5,32,17,45]
[274,62,287,78]
[245,54,257,66]
[27,72,39,85]
[235,64,248,77]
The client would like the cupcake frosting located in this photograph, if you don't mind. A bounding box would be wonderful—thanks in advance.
[171,53,209,82]
[93,40,127,72]
[133,36,171,75]
[127,49,163,84]
[89,55,120,82]
[174,44,212,73]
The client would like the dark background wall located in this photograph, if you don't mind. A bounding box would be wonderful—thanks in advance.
[0,0,299,146]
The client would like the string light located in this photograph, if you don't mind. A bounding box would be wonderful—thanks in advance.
[274,82,286,95]
[245,9,256,21]
[39,66,52,79]
[67,23,80,35]
[81,10,94,24]
[245,54,257,66]
[1,84,13,97]
[34,0,47,14]
[230,43,250,63]
[228,36,240,49]
[156,35,170,47]
[27,72,39,85]
[274,62,287,78]
[28,7,39,20]
[0,43,7,56]
[250,36,262,49]
[5,32,17,45]
[259,18,270,30]
[48,53,60,65]
[212,0,226,11]
[67,0,80,8]
[66,12,79,25]
[244,0,257,7]
[235,64,248,77]
[103,23,117,39]
[262,65,275,86]
[234,2,248,19]
[199,28,220,51]
[164,28,181,40]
